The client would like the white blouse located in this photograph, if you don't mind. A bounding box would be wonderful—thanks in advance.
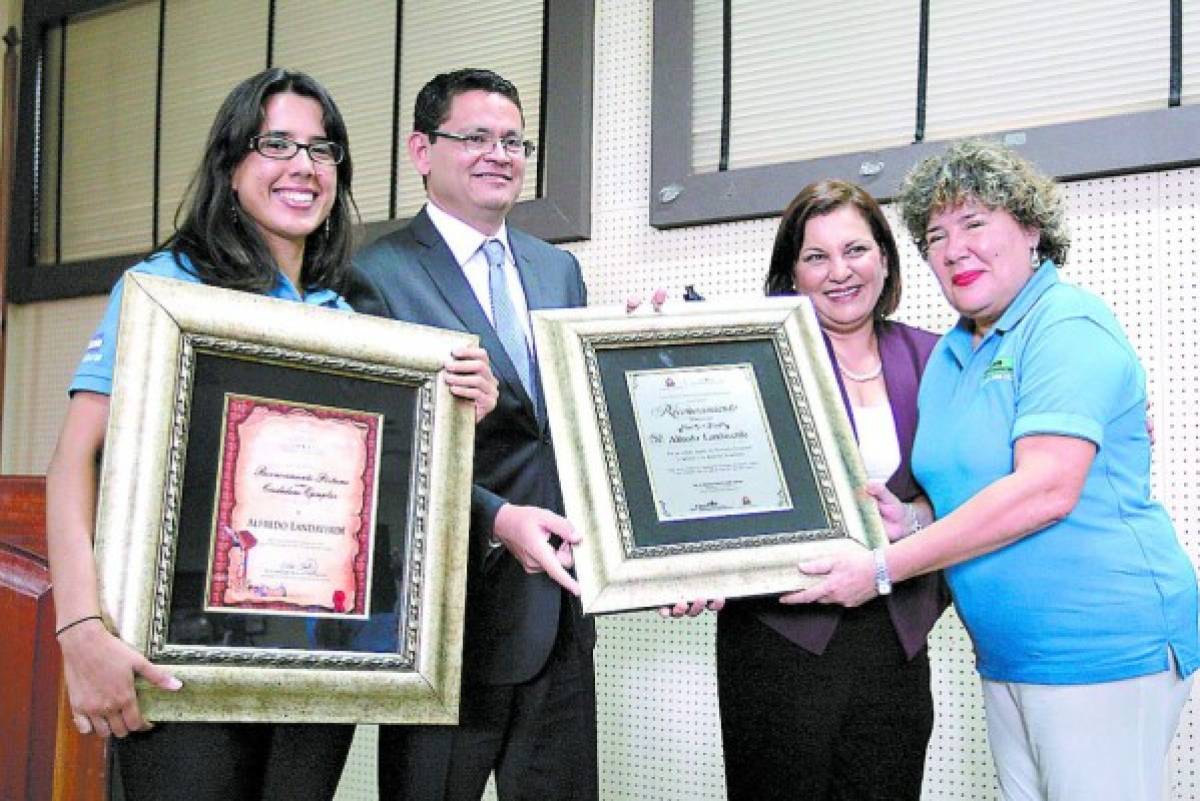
[850,400,901,483]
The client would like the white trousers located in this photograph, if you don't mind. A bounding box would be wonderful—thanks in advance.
[982,661,1194,801]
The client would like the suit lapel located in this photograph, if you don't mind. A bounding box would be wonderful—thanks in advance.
[410,211,537,419]
[511,234,550,313]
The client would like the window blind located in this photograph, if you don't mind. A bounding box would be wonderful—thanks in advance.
[159,0,268,240]
[691,1,920,173]
[58,2,157,261]
[37,25,62,263]
[273,0,396,223]
[34,0,551,265]
[690,0,723,174]
[923,1,1169,140]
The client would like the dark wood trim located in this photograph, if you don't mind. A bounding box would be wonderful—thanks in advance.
[53,19,64,262]
[914,0,929,142]
[534,0,550,195]
[0,539,57,801]
[6,3,47,304]
[10,252,143,302]
[265,0,275,68]
[0,475,47,555]
[717,0,730,171]
[1169,0,1182,107]
[0,27,21,455]
[649,0,693,218]
[0,475,108,801]
[389,0,403,219]
[651,103,1200,229]
[507,0,593,242]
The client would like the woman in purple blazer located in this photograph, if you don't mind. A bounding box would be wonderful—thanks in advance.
[717,180,948,801]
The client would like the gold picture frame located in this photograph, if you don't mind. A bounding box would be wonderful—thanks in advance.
[94,272,474,723]
[533,297,886,614]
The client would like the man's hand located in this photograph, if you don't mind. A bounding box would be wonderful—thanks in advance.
[443,345,499,423]
[493,503,582,595]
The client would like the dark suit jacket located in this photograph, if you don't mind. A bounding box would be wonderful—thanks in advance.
[725,320,950,659]
[346,208,594,685]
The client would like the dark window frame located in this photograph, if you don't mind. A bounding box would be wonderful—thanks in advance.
[650,0,1200,230]
[7,0,593,304]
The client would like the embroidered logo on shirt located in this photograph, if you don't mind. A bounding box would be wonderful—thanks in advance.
[81,334,104,364]
[982,355,1013,383]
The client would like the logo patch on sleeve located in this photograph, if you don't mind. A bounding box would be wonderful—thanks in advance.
[81,334,104,364]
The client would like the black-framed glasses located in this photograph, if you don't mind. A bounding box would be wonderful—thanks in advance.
[248,135,345,166]
[430,130,536,158]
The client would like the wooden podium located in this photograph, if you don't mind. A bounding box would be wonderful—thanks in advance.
[0,476,107,800]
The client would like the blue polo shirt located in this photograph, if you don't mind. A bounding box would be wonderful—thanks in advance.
[912,262,1199,685]
[71,250,351,396]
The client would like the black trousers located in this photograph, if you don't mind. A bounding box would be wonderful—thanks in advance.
[378,600,598,801]
[114,721,354,801]
[716,600,934,801]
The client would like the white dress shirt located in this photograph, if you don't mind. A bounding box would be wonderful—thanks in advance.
[424,201,534,344]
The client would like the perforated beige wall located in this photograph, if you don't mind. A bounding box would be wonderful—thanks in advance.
[4,2,1198,800]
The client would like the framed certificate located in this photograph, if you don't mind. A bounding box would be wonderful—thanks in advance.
[204,395,382,620]
[532,297,886,614]
[93,273,475,723]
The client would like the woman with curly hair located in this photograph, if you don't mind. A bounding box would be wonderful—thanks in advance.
[786,139,1199,801]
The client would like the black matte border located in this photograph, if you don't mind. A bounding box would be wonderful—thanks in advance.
[163,350,418,661]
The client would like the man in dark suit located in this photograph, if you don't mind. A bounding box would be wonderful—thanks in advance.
[347,68,597,801]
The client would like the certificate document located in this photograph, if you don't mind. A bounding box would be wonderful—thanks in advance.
[205,394,382,619]
[627,364,792,522]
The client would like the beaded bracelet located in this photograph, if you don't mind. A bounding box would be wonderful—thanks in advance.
[55,614,103,638]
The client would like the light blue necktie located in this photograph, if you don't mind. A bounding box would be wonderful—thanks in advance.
[481,238,536,405]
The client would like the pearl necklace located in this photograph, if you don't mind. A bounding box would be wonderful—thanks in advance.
[838,360,883,382]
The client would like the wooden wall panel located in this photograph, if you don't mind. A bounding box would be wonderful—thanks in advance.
[0,476,106,801]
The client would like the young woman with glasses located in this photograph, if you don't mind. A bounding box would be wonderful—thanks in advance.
[45,67,496,801]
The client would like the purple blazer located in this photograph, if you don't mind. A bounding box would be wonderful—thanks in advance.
[724,320,949,659]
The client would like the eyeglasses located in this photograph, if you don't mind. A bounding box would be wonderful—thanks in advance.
[248,134,345,166]
[430,130,536,158]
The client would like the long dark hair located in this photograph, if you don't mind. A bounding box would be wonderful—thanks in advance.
[166,68,357,293]
[765,180,902,321]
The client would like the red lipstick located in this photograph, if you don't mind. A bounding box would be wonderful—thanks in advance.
[952,270,984,287]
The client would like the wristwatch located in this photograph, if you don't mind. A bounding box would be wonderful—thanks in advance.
[873,548,892,596]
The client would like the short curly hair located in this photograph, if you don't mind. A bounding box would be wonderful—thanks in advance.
[895,138,1070,266]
